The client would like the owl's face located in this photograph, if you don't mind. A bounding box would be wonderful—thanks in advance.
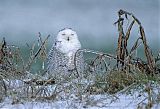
[57,28,78,42]
[55,28,81,54]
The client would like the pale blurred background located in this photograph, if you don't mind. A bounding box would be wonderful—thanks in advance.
[0,0,159,55]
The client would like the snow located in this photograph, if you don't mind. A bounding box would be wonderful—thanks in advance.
[0,92,159,109]
[0,79,160,109]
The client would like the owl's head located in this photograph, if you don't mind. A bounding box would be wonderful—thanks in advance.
[57,28,79,42]
[55,28,81,54]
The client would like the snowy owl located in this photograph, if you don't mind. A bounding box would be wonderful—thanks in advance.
[47,28,84,78]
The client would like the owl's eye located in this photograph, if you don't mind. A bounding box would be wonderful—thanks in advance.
[71,33,74,36]
[62,33,66,35]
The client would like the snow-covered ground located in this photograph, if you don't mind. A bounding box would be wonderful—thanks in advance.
[0,79,160,109]
[0,92,159,109]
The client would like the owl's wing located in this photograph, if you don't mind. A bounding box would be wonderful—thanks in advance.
[75,50,85,74]
[47,44,68,77]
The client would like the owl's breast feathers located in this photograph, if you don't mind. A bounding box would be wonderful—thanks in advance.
[55,38,81,55]
[58,39,81,69]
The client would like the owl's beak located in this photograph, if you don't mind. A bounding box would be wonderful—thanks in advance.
[67,37,70,41]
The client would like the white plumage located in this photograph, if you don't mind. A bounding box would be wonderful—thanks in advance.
[47,28,84,77]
